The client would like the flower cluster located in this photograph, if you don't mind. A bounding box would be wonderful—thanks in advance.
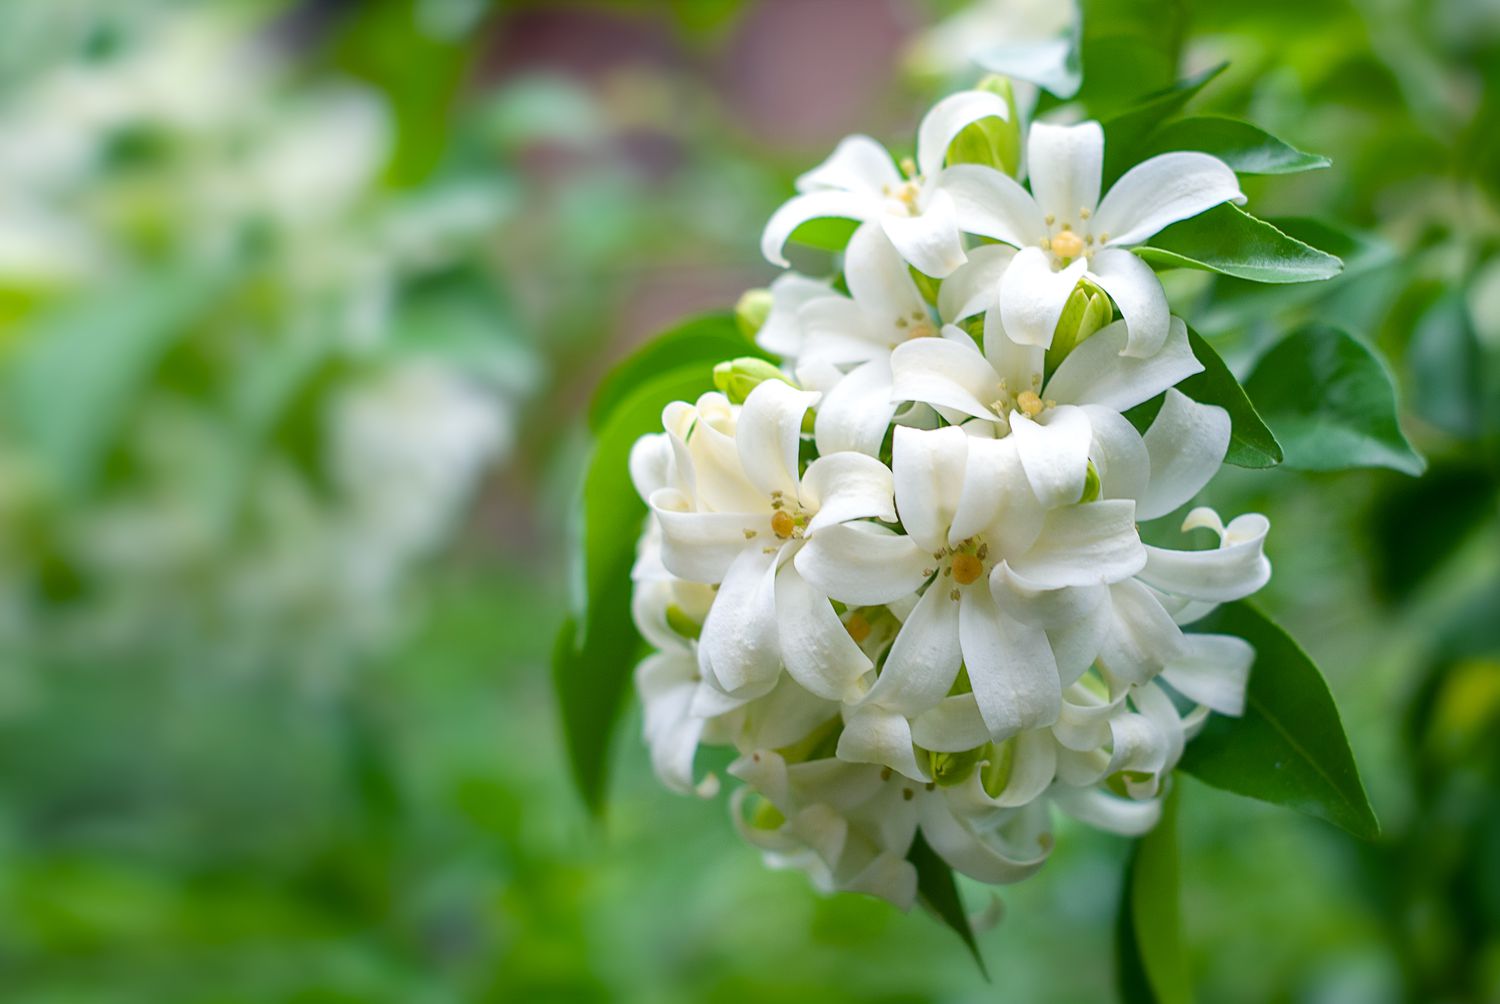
[629,88,1270,907]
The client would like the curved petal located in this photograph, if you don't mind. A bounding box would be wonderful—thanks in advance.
[1077,404,1148,504]
[1007,499,1146,588]
[890,336,1002,422]
[1138,511,1271,602]
[1026,121,1103,223]
[863,583,962,713]
[932,163,1048,246]
[776,564,872,702]
[992,568,1110,683]
[911,694,992,753]
[837,705,930,781]
[842,853,919,910]
[917,89,1012,178]
[1094,151,1245,247]
[636,651,717,797]
[801,451,897,533]
[1088,246,1170,358]
[796,134,901,196]
[757,272,833,358]
[649,488,763,583]
[918,799,1051,884]
[737,379,819,498]
[629,432,675,501]
[699,546,782,697]
[762,190,876,268]
[1010,404,1093,509]
[813,357,897,457]
[947,729,1060,811]
[961,584,1061,741]
[949,435,1043,553]
[1050,787,1162,835]
[1162,633,1253,716]
[794,522,929,606]
[1096,579,1185,687]
[982,304,1045,396]
[938,243,1016,322]
[797,296,891,367]
[892,425,970,552]
[1137,389,1230,521]
[882,189,967,278]
[845,221,929,325]
[1044,315,1201,412]
[674,393,764,513]
[999,247,1088,348]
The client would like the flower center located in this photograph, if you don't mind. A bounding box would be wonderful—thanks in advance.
[894,308,937,340]
[923,538,991,600]
[951,553,984,585]
[987,377,1051,427]
[1050,229,1084,259]
[1039,211,1107,268]
[771,510,797,539]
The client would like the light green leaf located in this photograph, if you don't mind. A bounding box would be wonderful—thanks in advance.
[1116,784,1190,1004]
[589,312,765,431]
[557,351,722,814]
[1139,116,1331,174]
[1125,328,1283,469]
[1178,602,1381,840]
[1245,324,1425,475]
[1099,63,1226,185]
[1136,204,1343,284]
[908,831,987,978]
[788,216,860,253]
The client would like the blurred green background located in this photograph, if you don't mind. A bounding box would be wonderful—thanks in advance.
[0,0,1497,1001]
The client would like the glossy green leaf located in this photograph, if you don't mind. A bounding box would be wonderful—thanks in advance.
[1075,0,1195,123]
[1179,602,1381,840]
[557,352,722,814]
[1126,328,1283,469]
[589,312,766,431]
[1139,116,1331,174]
[1136,204,1343,284]
[1099,64,1226,185]
[1245,324,1425,475]
[908,831,987,978]
[1116,784,1190,1004]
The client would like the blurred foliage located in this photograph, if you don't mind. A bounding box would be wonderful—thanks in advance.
[0,0,1496,1002]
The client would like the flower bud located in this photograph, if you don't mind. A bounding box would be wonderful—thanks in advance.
[735,288,773,339]
[928,745,985,787]
[712,356,794,404]
[1046,277,1112,374]
[943,75,1022,177]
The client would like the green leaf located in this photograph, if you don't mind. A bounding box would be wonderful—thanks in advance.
[1178,602,1381,840]
[1245,324,1425,475]
[1138,116,1331,174]
[1126,328,1283,469]
[556,350,723,814]
[908,831,987,978]
[1074,0,1194,123]
[589,312,766,432]
[1136,204,1343,284]
[1099,63,1226,185]
[1116,784,1190,1004]
[788,216,860,254]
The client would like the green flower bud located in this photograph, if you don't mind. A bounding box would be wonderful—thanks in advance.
[980,738,1016,799]
[713,356,794,404]
[1046,277,1113,375]
[943,75,1022,177]
[928,745,986,787]
[735,287,773,339]
[1079,460,1101,503]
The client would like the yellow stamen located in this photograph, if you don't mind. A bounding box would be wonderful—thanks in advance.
[771,510,796,539]
[951,553,984,586]
[1016,390,1045,418]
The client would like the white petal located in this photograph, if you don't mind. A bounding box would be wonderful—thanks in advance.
[863,584,962,713]
[999,247,1088,349]
[949,435,1043,553]
[1050,787,1162,835]
[961,584,1061,741]
[1010,404,1093,509]
[890,336,1002,422]
[842,853,919,910]
[629,432,675,501]
[1081,404,1149,503]
[1007,499,1146,588]
[992,569,1110,684]
[919,796,1050,884]
[916,89,1012,178]
[1162,633,1253,716]
[794,522,930,606]
[699,546,782,697]
[1044,315,1201,412]
[776,564,872,702]
[762,190,876,268]
[636,651,716,797]
[1138,511,1271,602]
[813,357,897,457]
[837,705,930,781]
[1088,246,1170,358]
[649,488,763,583]
[1137,389,1230,521]
[737,379,819,498]
[892,425,970,552]
[911,694,992,752]
[982,305,1045,395]
[1026,121,1103,223]
[938,243,1016,322]
[1096,579,1185,687]
[737,675,841,750]
[844,221,930,326]
[882,189,967,278]
[796,134,902,196]
[1054,683,1125,751]
[932,163,1048,246]
[800,452,897,533]
[758,273,833,359]
[797,296,891,367]
[674,393,764,513]
[1094,151,1245,247]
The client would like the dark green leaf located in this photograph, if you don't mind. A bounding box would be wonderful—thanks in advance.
[556,354,723,814]
[589,312,765,431]
[1245,324,1425,475]
[908,830,987,978]
[1100,63,1226,185]
[1116,784,1190,1004]
[1406,293,1485,440]
[1126,328,1283,469]
[1139,116,1331,174]
[1372,464,1498,603]
[1179,602,1381,840]
[1075,0,1195,124]
[1136,204,1343,284]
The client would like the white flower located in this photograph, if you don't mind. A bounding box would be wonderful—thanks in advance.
[935,120,1244,355]
[761,90,1013,278]
[643,381,900,704]
[907,0,1080,97]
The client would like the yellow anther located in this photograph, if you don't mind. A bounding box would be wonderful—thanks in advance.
[743,528,758,539]
[1050,230,1085,259]
[771,510,797,539]
[952,553,984,585]
[899,156,917,178]
[1079,207,1092,219]
[1016,390,1045,417]
[845,612,872,644]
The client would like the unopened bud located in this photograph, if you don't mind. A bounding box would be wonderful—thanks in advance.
[980,738,1016,799]
[1046,278,1112,374]
[944,75,1022,177]
[713,356,793,404]
[928,745,986,787]
[735,288,773,339]
[1079,460,1101,504]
